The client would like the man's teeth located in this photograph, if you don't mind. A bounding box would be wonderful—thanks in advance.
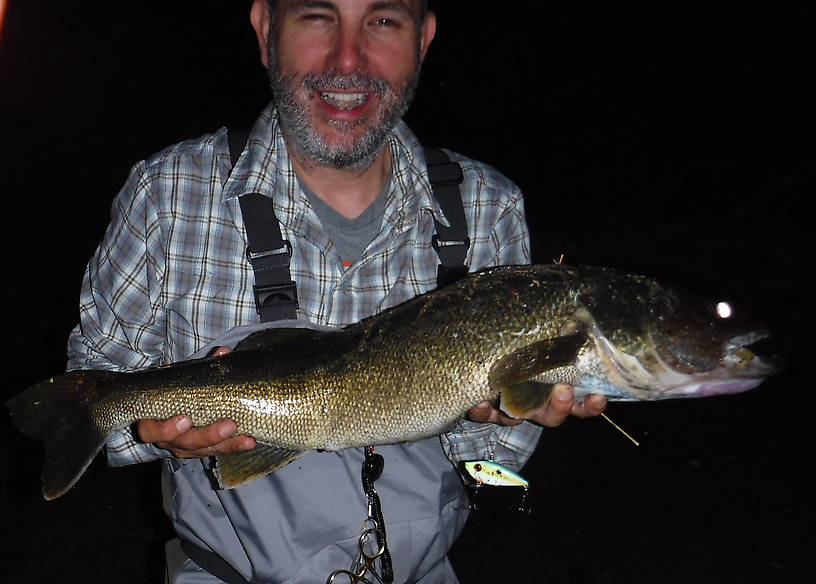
[320,91,368,110]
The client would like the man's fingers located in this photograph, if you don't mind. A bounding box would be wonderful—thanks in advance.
[160,433,256,459]
[137,415,193,443]
[215,434,257,454]
[467,386,608,429]
[532,384,575,427]
[467,402,523,426]
[571,393,608,418]
[157,419,238,452]
[467,402,495,423]
[138,417,256,459]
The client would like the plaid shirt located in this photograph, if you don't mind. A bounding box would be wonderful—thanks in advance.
[67,103,542,469]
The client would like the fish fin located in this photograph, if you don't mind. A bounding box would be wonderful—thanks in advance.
[214,444,306,489]
[499,381,558,418]
[233,327,338,353]
[490,332,587,418]
[6,370,117,500]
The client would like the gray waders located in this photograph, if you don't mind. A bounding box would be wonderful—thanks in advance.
[164,130,470,584]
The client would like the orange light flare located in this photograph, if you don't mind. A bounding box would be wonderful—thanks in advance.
[0,0,7,42]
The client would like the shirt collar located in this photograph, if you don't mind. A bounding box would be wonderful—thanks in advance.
[221,103,449,229]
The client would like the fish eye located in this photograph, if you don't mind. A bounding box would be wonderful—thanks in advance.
[715,301,733,319]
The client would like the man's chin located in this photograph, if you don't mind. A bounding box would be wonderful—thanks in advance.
[291,126,390,171]
[319,145,383,171]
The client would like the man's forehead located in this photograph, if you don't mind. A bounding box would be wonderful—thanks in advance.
[280,0,424,15]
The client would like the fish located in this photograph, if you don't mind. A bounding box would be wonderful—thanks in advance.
[6,264,778,500]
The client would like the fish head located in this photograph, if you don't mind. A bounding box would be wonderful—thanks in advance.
[573,268,781,400]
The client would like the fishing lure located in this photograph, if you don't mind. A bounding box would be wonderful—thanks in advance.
[462,460,531,513]
[463,460,529,488]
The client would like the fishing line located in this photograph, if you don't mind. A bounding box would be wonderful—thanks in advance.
[600,412,641,446]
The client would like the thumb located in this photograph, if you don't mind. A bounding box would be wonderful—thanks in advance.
[211,346,232,357]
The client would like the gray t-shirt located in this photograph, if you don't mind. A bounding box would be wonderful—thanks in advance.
[300,173,391,267]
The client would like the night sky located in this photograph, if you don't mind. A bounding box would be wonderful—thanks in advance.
[0,2,812,583]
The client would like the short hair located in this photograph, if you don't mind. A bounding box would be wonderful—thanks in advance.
[265,1,429,20]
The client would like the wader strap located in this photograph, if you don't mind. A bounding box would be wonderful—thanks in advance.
[231,132,467,301]
[229,128,298,322]
[423,148,469,288]
[228,127,251,169]
[238,194,299,322]
[180,539,253,584]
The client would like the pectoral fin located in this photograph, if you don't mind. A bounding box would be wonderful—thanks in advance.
[490,332,587,418]
[214,444,306,489]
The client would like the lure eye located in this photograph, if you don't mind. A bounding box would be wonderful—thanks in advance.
[473,463,482,472]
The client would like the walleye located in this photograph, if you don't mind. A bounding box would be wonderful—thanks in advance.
[6,264,778,500]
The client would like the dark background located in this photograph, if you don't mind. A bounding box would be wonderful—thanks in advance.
[0,2,812,582]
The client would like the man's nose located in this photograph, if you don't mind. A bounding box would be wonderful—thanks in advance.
[329,23,367,75]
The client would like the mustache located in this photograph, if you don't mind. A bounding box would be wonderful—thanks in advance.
[302,72,390,93]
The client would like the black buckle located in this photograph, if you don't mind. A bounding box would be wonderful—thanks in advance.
[253,281,299,313]
[431,234,470,251]
[245,240,293,265]
[436,264,468,288]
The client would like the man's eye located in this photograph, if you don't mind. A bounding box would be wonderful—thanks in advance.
[372,17,399,27]
[301,12,331,23]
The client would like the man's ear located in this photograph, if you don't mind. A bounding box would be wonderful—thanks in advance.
[250,0,272,69]
[418,11,437,65]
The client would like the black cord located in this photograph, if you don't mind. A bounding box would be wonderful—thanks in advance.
[362,447,394,583]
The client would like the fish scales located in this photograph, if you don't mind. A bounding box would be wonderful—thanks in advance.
[6,264,779,499]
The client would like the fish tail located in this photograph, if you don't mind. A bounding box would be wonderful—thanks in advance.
[6,370,120,500]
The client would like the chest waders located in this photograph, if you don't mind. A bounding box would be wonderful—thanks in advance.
[178,129,469,584]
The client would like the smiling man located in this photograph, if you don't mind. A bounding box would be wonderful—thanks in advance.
[67,1,605,582]
[255,0,436,220]
[264,0,432,174]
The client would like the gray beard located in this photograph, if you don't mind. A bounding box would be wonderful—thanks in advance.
[267,47,420,171]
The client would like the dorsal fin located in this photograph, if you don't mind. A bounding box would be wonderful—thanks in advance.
[233,327,334,353]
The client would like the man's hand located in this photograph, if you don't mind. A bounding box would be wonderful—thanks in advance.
[137,416,256,459]
[467,384,607,428]
[136,346,256,459]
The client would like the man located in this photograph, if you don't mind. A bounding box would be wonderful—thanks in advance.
[68,1,606,582]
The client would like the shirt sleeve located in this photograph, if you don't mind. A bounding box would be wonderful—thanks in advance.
[67,161,172,466]
[439,170,544,471]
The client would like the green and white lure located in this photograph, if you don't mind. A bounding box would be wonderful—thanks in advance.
[463,460,529,488]
[463,460,531,513]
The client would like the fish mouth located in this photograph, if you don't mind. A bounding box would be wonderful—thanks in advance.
[585,322,780,401]
[661,373,767,398]
[662,330,782,398]
[723,329,785,376]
